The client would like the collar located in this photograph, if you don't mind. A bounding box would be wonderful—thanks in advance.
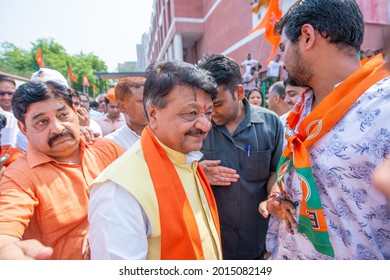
[26,138,86,168]
[125,124,141,138]
[153,133,203,165]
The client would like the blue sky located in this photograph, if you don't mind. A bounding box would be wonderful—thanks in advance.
[0,0,153,71]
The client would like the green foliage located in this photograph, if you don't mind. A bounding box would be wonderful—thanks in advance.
[0,38,108,97]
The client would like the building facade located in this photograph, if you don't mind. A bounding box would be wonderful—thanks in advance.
[144,0,389,69]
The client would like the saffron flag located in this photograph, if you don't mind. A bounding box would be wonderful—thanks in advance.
[251,0,270,14]
[82,74,90,87]
[249,0,282,65]
[35,48,45,68]
[68,66,78,83]
[93,84,97,92]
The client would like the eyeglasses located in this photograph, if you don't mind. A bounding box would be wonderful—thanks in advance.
[177,111,212,122]
[0,91,15,96]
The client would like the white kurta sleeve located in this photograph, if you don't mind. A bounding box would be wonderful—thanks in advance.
[88,181,152,259]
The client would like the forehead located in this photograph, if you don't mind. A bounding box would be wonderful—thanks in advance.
[80,95,88,101]
[249,91,261,97]
[286,85,306,94]
[0,80,15,90]
[25,98,71,118]
[166,85,212,107]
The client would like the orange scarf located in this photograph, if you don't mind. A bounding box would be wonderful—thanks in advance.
[141,126,220,260]
[277,54,390,257]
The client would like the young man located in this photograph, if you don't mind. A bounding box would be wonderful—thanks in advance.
[0,80,124,260]
[260,0,390,260]
[105,77,148,149]
[241,53,258,75]
[198,53,284,260]
[88,61,222,260]
[266,54,283,84]
[95,88,126,136]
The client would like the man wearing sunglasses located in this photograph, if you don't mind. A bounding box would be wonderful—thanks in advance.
[0,75,15,113]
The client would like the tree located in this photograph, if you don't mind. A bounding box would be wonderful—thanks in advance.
[0,38,108,97]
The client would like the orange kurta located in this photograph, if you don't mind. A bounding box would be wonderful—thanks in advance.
[0,138,124,259]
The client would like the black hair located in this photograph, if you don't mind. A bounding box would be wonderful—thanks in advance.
[197,53,242,95]
[90,100,99,109]
[275,0,364,53]
[269,81,286,99]
[283,77,301,87]
[12,80,72,124]
[0,75,16,87]
[143,60,217,118]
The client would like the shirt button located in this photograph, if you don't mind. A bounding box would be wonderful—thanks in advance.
[294,201,299,206]
[234,202,240,207]
[283,255,288,260]
[233,228,238,233]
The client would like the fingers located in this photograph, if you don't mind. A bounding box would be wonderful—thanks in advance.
[20,240,53,260]
[258,201,269,218]
[80,127,95,144]
[205,160,221,167]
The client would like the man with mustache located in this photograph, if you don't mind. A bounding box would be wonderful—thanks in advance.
[198,54,284,260]
[0,80,125,259]
[88,60,222,259]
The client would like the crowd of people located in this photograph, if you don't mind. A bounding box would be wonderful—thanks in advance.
[0,0,389,260]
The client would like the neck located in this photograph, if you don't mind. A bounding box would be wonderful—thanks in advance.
[310,55,361,107]
[127,122,145,136]
[107,114,119,122]
[53,148,81,164]
[274,103,289,116]
[1,106,12,112]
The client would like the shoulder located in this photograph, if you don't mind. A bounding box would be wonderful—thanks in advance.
[89,137,126,157]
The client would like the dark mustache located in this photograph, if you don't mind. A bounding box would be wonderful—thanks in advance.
[48,130,74,147]
[185,129,206,136]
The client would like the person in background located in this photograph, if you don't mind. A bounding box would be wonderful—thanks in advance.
[0,75,15,112]
[105,77,148,150]
[0,75,19,147]
[260,0,390,260]
[279,77,310,124]
[88,60,222,260]
[0,80,124,260]
[198,53,283,260]
[266,81,289,116]
[266,54,283,84]
[95,88,126,136]
[247,87,263,107]
[95,93,107,116]
[71,90,102,136]
[242,66,258,93]
[241,53,259,75]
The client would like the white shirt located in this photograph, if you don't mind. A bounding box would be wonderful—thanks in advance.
[267,60,283,78]
[0,109,19,147]
[89,119,103,136]
[104,124,141,150]
[88,150,204,259]
[89,109,104,120]
[242,72,256,90]
[241,59,258,74]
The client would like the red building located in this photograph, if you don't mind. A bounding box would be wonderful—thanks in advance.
[145,0,389,69]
